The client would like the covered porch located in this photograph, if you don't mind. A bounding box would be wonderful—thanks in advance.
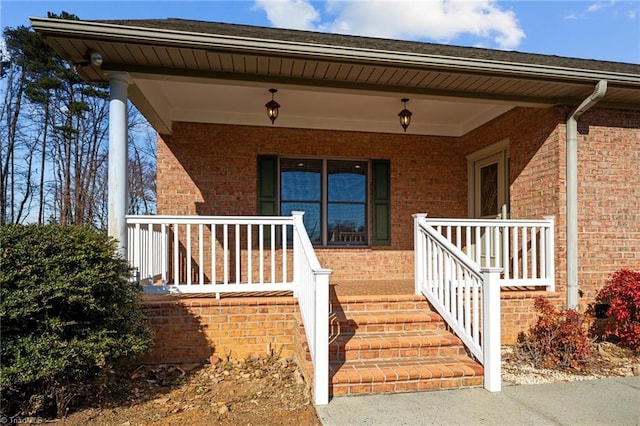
[31,16,639,406]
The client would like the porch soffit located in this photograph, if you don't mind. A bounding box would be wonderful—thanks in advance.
[32,17,640,137]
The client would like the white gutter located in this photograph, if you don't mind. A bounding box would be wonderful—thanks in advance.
[565,80,607,310]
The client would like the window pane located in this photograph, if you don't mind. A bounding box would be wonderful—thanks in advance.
[328,160,366,202]
[281,202,321,243]
[480,162,498,217]
[328,204,366,245]
[281,159,322,201]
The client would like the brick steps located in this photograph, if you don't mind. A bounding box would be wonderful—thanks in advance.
[330,310,447,334]
[294,291,484,397]
[330,356,484,395]
[330,330,467,361]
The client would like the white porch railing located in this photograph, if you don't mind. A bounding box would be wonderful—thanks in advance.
[414,214,502,391]
[126,213,331,405]
[422,216,555,290]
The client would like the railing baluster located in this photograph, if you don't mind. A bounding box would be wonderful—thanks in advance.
[270,224,276,284]
[282,224,287,284]
[223,224,229,285]
[521,226,528,280]
[173,224,179,284]
[474,226,481,264]
[247,224,253,285]
[464,272,471,335]
[483,225,490,268]
[134,223,141,283]
[235,223,241,284]
[147,223,154,284]
[259,224,264,284]
[531,226,538,280]
[493,224,500,269]
[472,277,479,345]
[199,223,204,285]
[513,226,519,280]
[186,224,192,286]
[161,223,167,284]
[502,225,509,279]
[211,223,216,285]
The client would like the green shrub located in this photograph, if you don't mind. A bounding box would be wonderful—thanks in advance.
[514,296,593,369]
[0,224,153,418]
[594,269,640,351]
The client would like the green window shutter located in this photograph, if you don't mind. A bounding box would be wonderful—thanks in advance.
[257,155,277,215]
[372,159,390,246]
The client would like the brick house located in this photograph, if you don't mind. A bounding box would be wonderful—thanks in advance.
[33,17,640,404]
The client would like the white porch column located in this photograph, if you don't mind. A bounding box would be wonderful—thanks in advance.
[107,72,131,257]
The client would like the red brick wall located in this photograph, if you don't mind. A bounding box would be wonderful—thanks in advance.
[157,106,640,304]
[141,295,300,364]
[571,107,640,302]
[157,123,467,280]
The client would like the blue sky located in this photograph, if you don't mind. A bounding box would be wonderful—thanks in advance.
[1,0,639,64]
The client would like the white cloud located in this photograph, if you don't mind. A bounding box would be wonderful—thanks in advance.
[253,0,526,50]
[566,0,617,20]
[253,0,320,30]
[587,1,615,13]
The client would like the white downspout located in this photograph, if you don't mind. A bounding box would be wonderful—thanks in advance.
[565,80,607,309]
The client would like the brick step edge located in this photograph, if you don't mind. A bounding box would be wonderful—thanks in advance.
[330,301,434,313]
[330,331,465,357]
[329,356,484,395]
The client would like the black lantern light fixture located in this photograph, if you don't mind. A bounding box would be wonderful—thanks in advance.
[398,98,412,132]
[265,88,280,125]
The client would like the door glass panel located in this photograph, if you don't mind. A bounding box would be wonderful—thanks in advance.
[480,162,498,217]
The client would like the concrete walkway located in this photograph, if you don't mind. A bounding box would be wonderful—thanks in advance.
[316,377,640,426]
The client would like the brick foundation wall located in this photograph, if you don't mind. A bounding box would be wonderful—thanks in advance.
[140,295,300,365]
[501,292,564,343]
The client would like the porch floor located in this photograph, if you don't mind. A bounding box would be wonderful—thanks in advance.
[142,279,415,301]
[331,279,414,298]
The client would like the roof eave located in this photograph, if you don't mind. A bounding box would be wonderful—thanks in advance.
[30,17,640,87]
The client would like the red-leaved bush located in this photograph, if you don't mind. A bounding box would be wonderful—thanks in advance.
[594,269,640,351]
[515,296,592,369]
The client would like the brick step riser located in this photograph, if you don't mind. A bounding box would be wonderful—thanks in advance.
[330,345,468,362]
[330,321,447,335]
[330,302,433,313]
[330,376,484,396]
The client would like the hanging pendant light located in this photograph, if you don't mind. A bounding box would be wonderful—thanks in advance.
[265,88,280,125]
[398,98,412,132]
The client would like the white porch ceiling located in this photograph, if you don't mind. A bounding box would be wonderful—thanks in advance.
[133,77,513,136]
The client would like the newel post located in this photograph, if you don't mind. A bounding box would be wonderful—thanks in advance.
[482,267,502,392]
[413,213,428,295]
[314,269,331,406]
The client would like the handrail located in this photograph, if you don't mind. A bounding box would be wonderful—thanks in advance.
[423,216,555,291]
[414,214,502,392]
